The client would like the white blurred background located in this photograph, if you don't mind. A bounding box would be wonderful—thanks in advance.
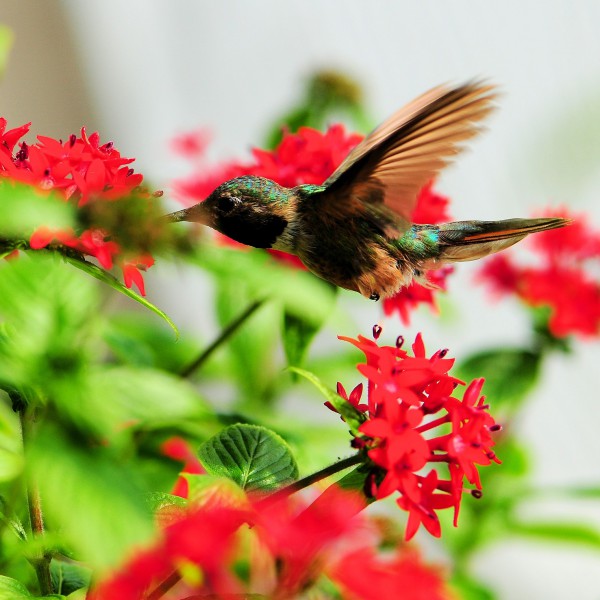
[2,2,599,598]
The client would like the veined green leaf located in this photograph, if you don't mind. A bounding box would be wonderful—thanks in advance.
[199,424,298,492]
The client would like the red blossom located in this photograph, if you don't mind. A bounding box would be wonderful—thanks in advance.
[479,208,600,338]
[0,118,154,294]
[90,504,248,600]
[254,486,365,597]
[331,547,451,600]
[334,329,500,540]
[173,126,455,320]
[92,477,452,599]
[161,437,206,498]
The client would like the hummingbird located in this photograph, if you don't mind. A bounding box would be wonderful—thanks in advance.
[167,82,570,300]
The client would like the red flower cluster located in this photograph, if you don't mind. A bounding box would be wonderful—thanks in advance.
[0,118,155,294]
[173,126,454,318]
[479,208,600,338]
[332,329,500,540]
[91,485,451,600]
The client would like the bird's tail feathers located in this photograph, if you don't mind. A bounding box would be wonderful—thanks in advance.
[435,217,570,262]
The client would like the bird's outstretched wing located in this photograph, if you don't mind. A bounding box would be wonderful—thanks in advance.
[322,81,496,228]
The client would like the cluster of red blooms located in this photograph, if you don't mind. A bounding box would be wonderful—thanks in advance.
[479,208,600,338]
[0,118,155,294]
[92,468,450,599]
[173,126,454,323]
[330,327,500,540]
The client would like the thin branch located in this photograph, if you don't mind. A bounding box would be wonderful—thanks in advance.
[146,571,182,600]
[179,299,265,378]
[257,453,363,509]
[20,407,53,596]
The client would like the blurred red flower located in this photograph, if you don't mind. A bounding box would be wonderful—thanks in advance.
[91,483,451,600]
[0,118,154,294]
[334,329,500,540]
[479,208,600,338]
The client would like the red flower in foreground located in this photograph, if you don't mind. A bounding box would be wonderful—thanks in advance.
[173,126,455,320]
[331,547,451,600]
[479,208,600,338]
[333,329,500,540]
[92,484,451,600]
[0,117,155,294]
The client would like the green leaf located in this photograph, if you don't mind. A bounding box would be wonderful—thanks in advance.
[454,348,542,413]
[0,575,30,598]
[0,255,98,390]
[282,310,326,371]
[509,521,600,549]
[288,367,365,433]
[198,424,298,492]
[334,466,374,507]
[144,492,188,514]
[0,24,13,77]
[185,473,248,507]
[194,244,336,327]
[103,312,200,371]
[0,182,75,236]
[450,571,496,600]
[28,421,155,569]
[64,255,178,337]
[0,397,23,482]
[50,560,91,596]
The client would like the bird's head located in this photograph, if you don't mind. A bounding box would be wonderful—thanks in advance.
[176,176,293,248]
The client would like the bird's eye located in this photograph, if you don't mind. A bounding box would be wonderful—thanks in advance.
[218,195,240,213]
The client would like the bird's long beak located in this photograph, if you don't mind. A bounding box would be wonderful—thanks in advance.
[164,202,214,226]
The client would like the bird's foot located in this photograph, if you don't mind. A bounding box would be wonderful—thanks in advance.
[370,292,380,301]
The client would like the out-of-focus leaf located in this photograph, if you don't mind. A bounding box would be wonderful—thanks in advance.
[454,348,541,413]
[283,305,333,372]
[198,424,298,492]
[49,366,213,445]
[0,182,75,236]
[450,571,496,600]
[50,560,91,597]
[0,24,13,77]
[264,70,370,148]
[144,492,188,513]
[213,280,278,405]
[103,313,201,371]
[509,521,600,548]
[288,367,365,434]
[64,256,178,337]
[194,244,336,327]
[0,575,32,598]
[0,397,23,481]
[28,421,155,570]
[185,473,247,507]
[0,255,97,390]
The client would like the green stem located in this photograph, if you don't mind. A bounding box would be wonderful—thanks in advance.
[258,453,363,508]
[19,408,53,596]
[179,299,265,378]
